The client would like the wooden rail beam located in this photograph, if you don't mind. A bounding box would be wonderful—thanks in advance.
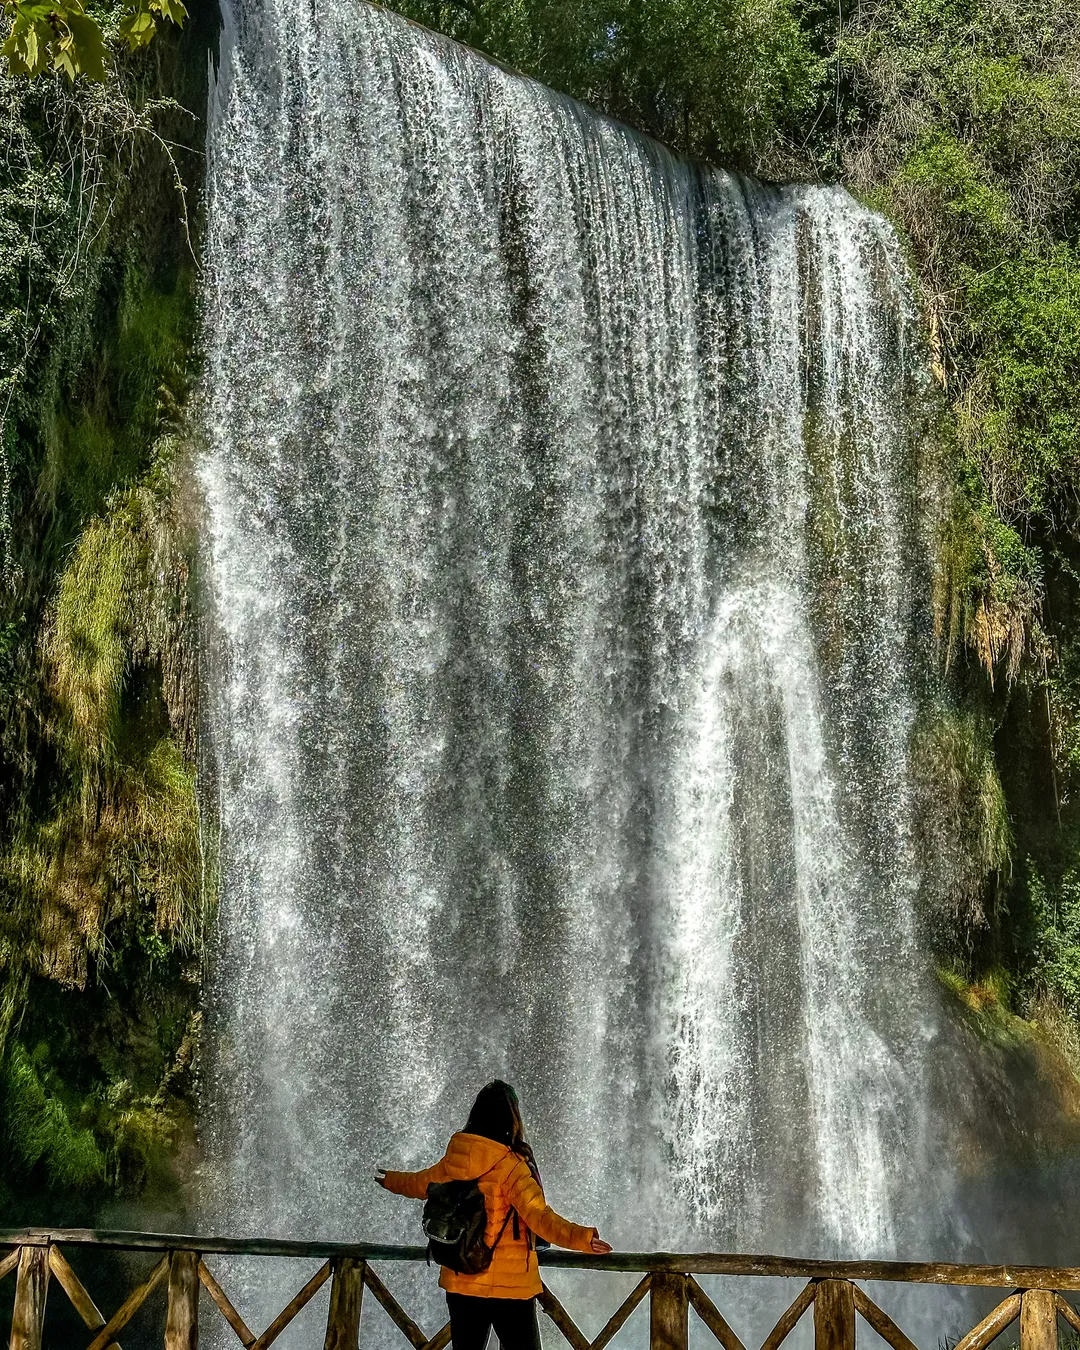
[10,1245,50,1350]
[815,1281,856,1350]
[7,1230,1080,1290]
[6,1231,1080,1290]
[651,1273,689,1350]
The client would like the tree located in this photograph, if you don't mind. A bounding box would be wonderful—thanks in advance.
[395,0,824,166]
[1,0,185,81]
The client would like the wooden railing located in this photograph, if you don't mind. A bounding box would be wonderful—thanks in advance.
[3,1229,1080,1350]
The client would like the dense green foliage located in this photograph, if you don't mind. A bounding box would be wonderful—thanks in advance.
[397,0,824,165]
[2,0,185,81]
[829,0,1080,1024]
[0,14,207,1218]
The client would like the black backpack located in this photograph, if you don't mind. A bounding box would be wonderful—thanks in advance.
[422,1166,514,1275]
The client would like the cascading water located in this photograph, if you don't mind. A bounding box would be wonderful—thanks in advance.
[200,0,957,1336]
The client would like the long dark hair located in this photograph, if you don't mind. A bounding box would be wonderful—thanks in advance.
[464,1080,540,1181]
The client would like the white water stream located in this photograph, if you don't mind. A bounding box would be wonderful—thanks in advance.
[199,1,960,1340]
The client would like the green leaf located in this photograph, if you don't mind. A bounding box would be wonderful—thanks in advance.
[118,5,157,50]
[62,10,106,79]
[2,0,107,79]
[1,13,47,77]
[52,35,76,79]
[150,0,187,26]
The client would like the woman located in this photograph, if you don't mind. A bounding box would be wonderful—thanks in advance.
[377,1080,613,1350]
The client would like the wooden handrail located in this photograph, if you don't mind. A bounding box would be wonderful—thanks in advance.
[4,1229,1080,1288]
[6,1230,1080,1350]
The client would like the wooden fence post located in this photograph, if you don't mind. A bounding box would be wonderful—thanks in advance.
[323,1257,365,1350]
[1021,1290,1058,1350]
[9,1245,50,1350]
[651,1273,689,1350]
[165,1250,200,1350]
[814,1280,856,1350]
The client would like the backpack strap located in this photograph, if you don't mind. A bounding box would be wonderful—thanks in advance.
[475,1151,516,1255]
[490,1204,515,1252]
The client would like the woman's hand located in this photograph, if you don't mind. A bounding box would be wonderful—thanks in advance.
[590,1235,613,1254]
[375,1169,390,1189]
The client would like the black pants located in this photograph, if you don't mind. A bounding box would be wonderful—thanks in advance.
[446,1292,541,1350]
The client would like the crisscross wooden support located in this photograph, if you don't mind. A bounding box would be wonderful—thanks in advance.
[8,1229,1080,1350]
[252,1260,333,1350]
[762,1279,818,1350]
[537,1274,653,1350]
[851,1283,918,1350]
[688,1275,746,1350]
[196,1256,451,1350]
[359,1263,430,1348]
[47,1247,122,1350]
[197,1259,256,1346]
[196,1258,332,1350]
[87,1254,170,1350]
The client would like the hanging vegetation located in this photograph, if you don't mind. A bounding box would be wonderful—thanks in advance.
[0,3,207,1218]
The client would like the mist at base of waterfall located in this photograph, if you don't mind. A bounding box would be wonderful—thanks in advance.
[195,1,1080,1344]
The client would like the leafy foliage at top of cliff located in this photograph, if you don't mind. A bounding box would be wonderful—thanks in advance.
[0,5,209,1219]
[395,0,1080,1040]
[397,0,825,166]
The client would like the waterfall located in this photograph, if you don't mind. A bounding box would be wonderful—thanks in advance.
[200,0,952,1333]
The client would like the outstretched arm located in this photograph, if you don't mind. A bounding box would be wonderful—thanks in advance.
[376,1154,453,1200]
[505,1160,609,1253]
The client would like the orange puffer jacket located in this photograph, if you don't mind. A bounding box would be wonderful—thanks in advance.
[382,1131,597,1299]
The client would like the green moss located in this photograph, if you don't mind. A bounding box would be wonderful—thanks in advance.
[1,1012,198,1201]
[936,451,1044,682]
[915,701,1013,954]
[47,502,136,767]
[3,1041,107,1189]
[938,965,1029,1050]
